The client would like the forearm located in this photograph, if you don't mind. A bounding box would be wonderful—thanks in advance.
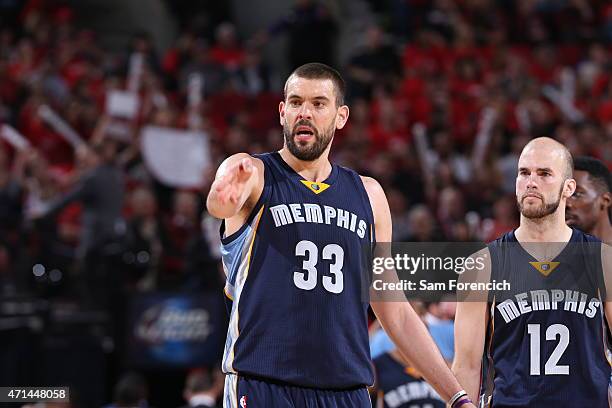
[206,155,258,219]
[374,302,463,401]
[452,363,481,403]
[206,180,246,219]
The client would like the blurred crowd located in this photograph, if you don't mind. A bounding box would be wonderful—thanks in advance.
[0,0,612,406]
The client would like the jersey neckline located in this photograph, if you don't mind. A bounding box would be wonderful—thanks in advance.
[271,151,339,185]
[508,227,579,263]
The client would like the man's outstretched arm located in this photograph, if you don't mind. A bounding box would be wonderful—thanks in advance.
[363,176,476,407]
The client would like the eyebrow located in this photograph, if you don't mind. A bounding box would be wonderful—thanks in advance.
[518,167,554,173]
[287,94,331,102]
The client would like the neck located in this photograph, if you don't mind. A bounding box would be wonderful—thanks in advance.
[515,209,573,242]
[590,219,612,245]
[279,147,332,182]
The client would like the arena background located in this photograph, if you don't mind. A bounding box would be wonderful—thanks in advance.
[0,0,611,407]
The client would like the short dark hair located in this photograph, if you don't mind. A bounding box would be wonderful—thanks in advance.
[284,62,346,107]
[575,156,611,223]
[574,156,611,194]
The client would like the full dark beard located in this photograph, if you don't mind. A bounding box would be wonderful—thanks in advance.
[284,121,335,161]
[518,184,564,219]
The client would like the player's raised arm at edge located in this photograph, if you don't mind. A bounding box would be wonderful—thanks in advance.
[601,242,612,330]
[452,247,491,403]
[363,176,476,407]
[206,153,264,220]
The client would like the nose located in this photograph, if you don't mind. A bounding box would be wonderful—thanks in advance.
[525,174,538,190]
[297,103,313,120]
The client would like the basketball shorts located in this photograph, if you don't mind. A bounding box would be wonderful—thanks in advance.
[223,373,372,408]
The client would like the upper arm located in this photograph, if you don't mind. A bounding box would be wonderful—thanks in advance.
[360,176,391,242]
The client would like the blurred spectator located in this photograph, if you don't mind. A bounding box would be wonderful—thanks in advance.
[124,186,162,290]
[234,47,271,95]
[125,31,161,77]
[179,369,223,408]
[105,372,149,408]
[371,300,446,408]
[210,22,244,72]
[482,195,519,242]
[159,189,202,288]
[346,25,402,100]
[34,139,125,307]
[428,130,472,185]
[403,204,441,242]
[268,0,338,68]
[387,188,411,241]
[0,145,26,290]
[436,186,466,238]
[178,40,228,98]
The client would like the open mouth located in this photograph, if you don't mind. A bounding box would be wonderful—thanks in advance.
[294,125,315,137]
[294,125,315,143]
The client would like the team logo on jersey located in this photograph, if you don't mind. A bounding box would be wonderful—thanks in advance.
[300,180,330,194]
[529,261,560,276]
[240,395,247,408]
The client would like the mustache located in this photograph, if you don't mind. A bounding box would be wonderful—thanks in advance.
[521,191,543,201]
[293,120,316,134]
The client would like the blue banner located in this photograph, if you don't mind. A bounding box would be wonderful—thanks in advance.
[126,292,226,367]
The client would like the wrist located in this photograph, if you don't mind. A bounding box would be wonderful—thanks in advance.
[447,390,470,408]
[452,397,473,408]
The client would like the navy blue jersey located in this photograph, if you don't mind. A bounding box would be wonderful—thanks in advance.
[483,229,611,407]
[373,353,444,408]
[220,152,375,389]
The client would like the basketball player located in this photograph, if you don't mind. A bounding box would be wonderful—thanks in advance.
[453,137,612,407]
[373,348,446,408]
[207,63,475,408]
[566,158,612,403]
[566,156,612,244]
[372,302,445,408]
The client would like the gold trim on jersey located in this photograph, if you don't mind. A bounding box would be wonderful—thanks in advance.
[300,179,330,194]
[529,261,560,276]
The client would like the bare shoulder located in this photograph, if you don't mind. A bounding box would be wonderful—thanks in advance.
[359,175,387,204]
[359,175,391,241]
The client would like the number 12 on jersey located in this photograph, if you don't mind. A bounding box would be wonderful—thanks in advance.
[528,323,570,375]
[294,240,344,293]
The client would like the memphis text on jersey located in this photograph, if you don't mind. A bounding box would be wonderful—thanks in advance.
[269,203,368,238]
[496,289,600,323]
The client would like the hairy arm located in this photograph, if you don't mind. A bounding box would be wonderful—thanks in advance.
[363,176,474,405]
